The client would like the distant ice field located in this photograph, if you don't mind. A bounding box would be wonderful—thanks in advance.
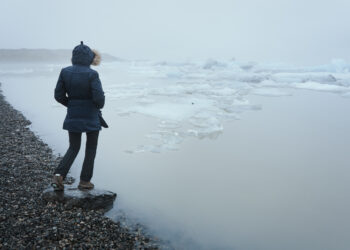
[1,59,350,154]
[97,59,350,152]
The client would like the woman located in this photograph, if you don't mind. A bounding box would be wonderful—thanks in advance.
[51,41,105,191]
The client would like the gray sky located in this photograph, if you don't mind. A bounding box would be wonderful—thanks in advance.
[1,0,349,65]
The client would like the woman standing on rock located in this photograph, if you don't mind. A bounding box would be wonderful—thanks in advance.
[51,41,107,191]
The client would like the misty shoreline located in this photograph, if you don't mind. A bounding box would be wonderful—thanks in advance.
[0,82,159,249]
[0,49,123,63]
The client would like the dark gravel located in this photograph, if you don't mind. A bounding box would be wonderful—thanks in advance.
[0,83,159,249]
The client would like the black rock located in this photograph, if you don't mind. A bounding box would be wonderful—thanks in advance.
[42,185,117,212]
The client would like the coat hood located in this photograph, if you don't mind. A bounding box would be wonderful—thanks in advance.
[71,41,95,66]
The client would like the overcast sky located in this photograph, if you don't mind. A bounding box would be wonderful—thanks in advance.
[1,0,349,65]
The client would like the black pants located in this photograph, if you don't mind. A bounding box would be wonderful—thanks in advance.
[54,131,99,182]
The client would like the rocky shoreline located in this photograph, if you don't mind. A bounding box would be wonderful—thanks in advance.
[0,83,159,249]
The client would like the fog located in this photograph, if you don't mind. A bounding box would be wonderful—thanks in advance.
[1,0,350,65]
[1,1,350,249]
[1,60,350,249]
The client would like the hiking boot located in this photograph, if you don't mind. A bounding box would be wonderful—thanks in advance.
[78,180,94,190]
[51,174,64,191]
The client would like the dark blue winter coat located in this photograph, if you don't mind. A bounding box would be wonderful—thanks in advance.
[54,43,105,132]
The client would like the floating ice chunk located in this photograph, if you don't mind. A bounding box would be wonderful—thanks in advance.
[306,74,337,83]
[122,97,215,121]
[239,62,257,71]
[333,75,350,86]
[237,74,269,83]
[187,114,223,139]
[125,130,184,153]
[190,114,220,128]
[291,81,349,93]
[202,59,227,69]
[129,66,161,77]
[186,127,223,140]
[251,88,292,97]
[147,130,183,143]
[125,145,163,154]
[174,82,212,95]
[259,80,289,88]
[198,87,238,97]
[270,73,304,83]
[158,120,181,129]
[252,62,301,73]
[226,99,262,113]
[314,59,350,73]
[271,73,338,85]
[146,131,183,151]
[166,72,184,79]
[152,60,194,67]
[105,83,149,99]
[131,103,195,121]
[216,112,241,121]
[148,85,190,96]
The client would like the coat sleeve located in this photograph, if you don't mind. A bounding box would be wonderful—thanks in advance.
[90,71,105,109]
[54,70,68,107]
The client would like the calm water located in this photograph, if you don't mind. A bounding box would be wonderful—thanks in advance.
[1,62,350,250]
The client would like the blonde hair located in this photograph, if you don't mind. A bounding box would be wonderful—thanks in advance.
[91,49,101,66]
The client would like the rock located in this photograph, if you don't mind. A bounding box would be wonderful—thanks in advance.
[41,185,117,212]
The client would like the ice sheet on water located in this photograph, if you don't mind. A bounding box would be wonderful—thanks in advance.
[188,114,223,139]
[310,59,350,73]
[125,129,184,154]
[97,58,350,152]
[271,73,336,83]
[158,120,181,129]
[202,58,227,69]
[121,98,214,122]
[125,145,163,154]
[291,81,349,93]
[147,130,183,148]
[259,80,289,88]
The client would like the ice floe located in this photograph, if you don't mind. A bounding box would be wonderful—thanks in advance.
[3,58,349,153]
[291,81,349,93]
[102,58,350,153]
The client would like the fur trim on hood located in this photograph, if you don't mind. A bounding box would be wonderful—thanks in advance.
[91,49,101,66]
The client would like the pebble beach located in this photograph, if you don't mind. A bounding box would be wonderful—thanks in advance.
[0,83,158,249]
